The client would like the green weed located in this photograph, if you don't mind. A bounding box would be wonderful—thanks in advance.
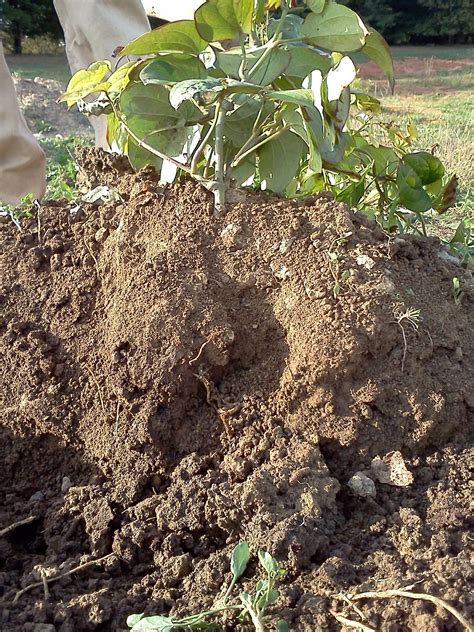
[127,542,288,632]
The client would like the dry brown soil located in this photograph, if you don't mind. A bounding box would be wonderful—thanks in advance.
[13,76,92,138]
[0,150,473,631]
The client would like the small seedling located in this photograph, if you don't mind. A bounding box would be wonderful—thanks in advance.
[127,542,288,631]
[325,232,352,298]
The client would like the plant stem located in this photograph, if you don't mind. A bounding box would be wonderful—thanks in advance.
[247,605,266,632]
[109,100,195,176]
[238,32,248,81]
[191,102,221,174]
[247,1,290,81]
[232,126,288,169]
[214,98,229,212]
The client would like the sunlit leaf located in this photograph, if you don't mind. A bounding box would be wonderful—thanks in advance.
[266,88,315,107]
[302,4,368,53]
[129,614,174,631]
[60,61,111,107]
[361,28,394,91]
[195,0,254,42]
[230,542,250,580]
[122,20,208,55]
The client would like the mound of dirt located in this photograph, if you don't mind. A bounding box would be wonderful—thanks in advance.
[0,149,473,631]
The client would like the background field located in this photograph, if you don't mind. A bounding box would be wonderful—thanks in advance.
[6,46,474,237]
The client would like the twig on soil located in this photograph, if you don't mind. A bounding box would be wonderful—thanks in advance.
[337,593,369,622]
[115,400,121,434]
[349,588,473,632]
[188,337,212,365]
[330,611,377,631]
[13,553,115,603]
[41,571,50,602]
[0,516,37,538]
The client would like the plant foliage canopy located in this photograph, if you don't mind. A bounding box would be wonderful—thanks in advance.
[62,0,454,229]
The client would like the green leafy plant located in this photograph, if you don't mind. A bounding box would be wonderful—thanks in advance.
[60,0,453,227]
[126,542,287,631]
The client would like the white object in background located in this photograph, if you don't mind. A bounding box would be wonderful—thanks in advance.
[142,0,205,21]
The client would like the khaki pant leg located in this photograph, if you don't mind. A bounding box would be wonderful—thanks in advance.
[54,0,150,148]
[0,42,46,205]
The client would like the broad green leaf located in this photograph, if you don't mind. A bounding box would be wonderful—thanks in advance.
[335,179,365,206]
[127,614,144,628]
[361,29,394,91]
[140,55,207,85]
[397,163,433,213]
[285,45,332,81]
[122,21,208,55]
[276,621,290,632]
[258,550,279,575]
[305,0,326,13]
[302,4,368,53]
[266,88,315,107]
[282,108,322,172]
[195,0,254,42]
[351,91,381,114]
[230,542,250,579]
[60,61,111,107]
[239,591,253,608]
[257,588,279,608]
[232,155,257,185]
[225,98,272,144]
[107,62,136,97]
[169,78,261,109]
[268,14,304,39]
[121,83,199,156]
[403,152,445,186]
[169,78,223,108]
[216,46,291,85]
[259,131,305,193]
[130,614,174,631]
[363,145,399,176]
[128,138,163,173]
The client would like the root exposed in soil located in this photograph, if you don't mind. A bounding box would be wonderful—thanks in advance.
[0,149,473,631]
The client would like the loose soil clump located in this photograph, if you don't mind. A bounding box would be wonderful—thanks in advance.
[1,150,472,631]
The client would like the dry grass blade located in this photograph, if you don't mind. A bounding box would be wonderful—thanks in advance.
[13,553,115,603]
[331,611,377,631]
[351,588,473,631]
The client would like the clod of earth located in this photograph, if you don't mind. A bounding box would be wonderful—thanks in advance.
[0,149,472,630]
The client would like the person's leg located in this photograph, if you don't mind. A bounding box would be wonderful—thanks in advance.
[0,42,46,205]
[54,0,151,148]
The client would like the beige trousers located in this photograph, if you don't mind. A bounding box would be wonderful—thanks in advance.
[0,42,47,204]
[0,0,150,205]
[53,0,150,148]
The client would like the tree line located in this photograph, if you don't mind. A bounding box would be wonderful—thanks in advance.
[344,0,474,44]
[0,0,473,54]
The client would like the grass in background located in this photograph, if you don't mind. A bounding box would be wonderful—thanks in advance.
[6,53,71,83]
[360,47,473,242]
